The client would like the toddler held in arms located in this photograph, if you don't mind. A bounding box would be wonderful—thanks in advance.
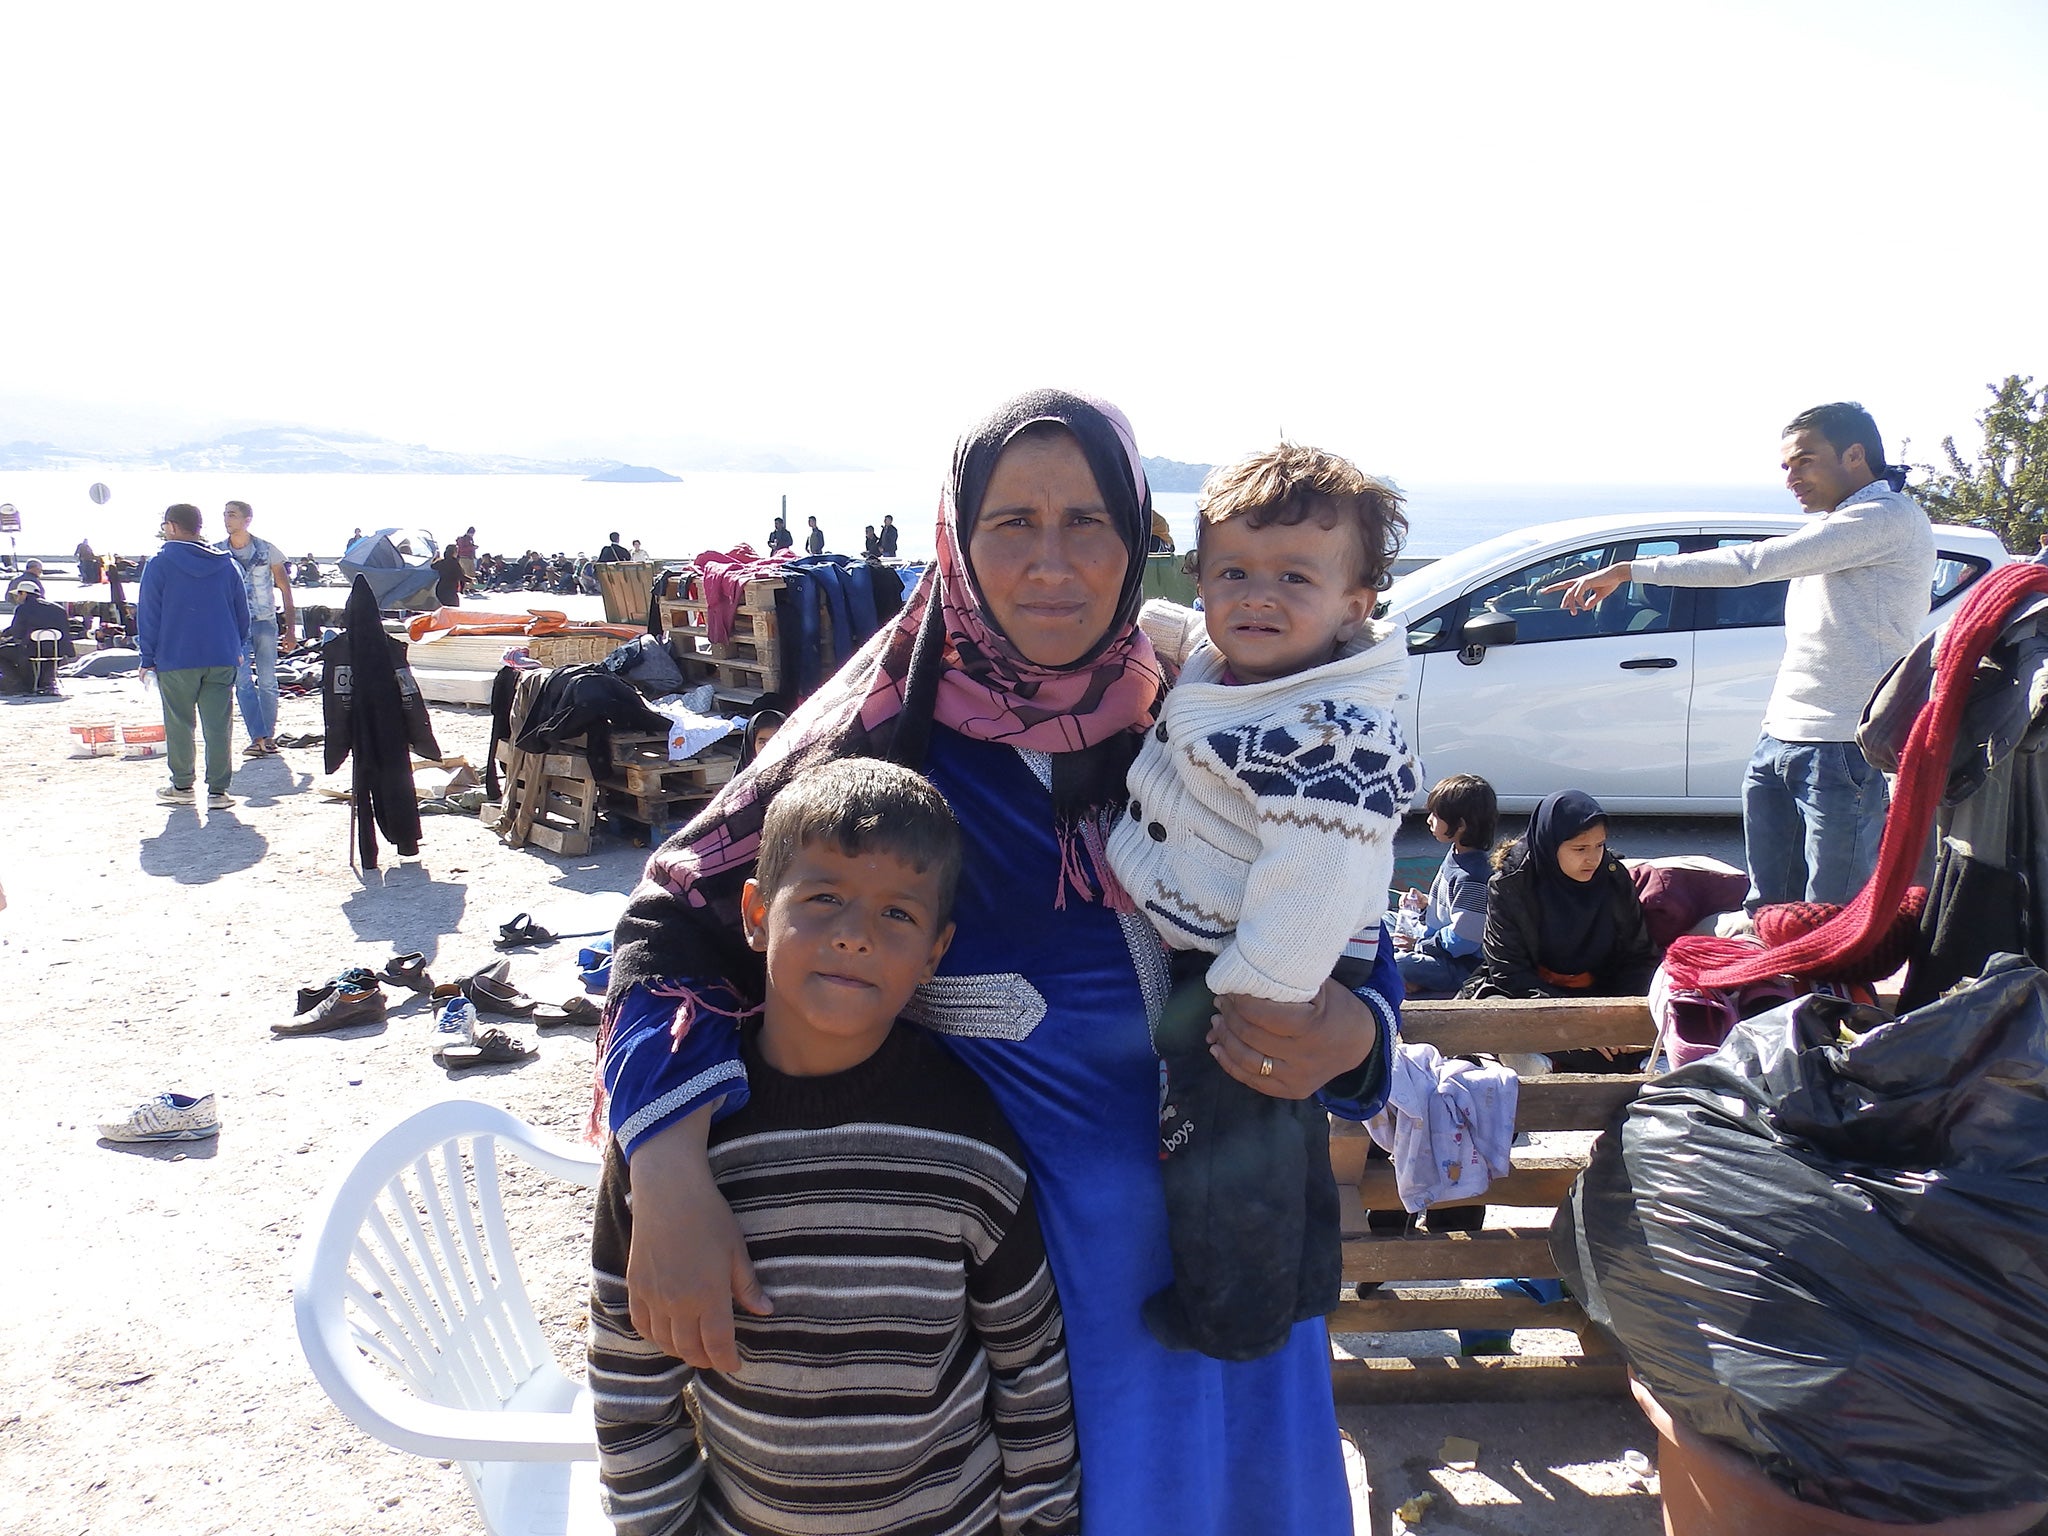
[589,759,1079,1536]
[1107,443,1420,1361]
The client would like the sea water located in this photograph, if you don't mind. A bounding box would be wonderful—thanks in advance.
[0,466,1798,566]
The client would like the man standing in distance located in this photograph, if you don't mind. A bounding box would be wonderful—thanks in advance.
[804,515,825,556]
[597,531,631,563]
[219,500,295,757]
[1553,402,1934,908]
[878,513,899,558]
[140,505,250,809]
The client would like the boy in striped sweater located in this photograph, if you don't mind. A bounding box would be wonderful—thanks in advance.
[589,759,1079,1536]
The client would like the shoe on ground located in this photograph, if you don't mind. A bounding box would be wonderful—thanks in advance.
[242,741,266,758]
[156,784,195,805]
[99,1091,219,1143]
[273,978,387,1036]
[208,791,235,809]
[434,995,479,1054]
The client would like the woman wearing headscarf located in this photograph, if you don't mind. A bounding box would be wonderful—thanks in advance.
[590,390,1398,1534]
[1461,788,1656,1006]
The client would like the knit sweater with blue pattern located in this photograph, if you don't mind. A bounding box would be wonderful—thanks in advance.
[1107,618,1421,1002]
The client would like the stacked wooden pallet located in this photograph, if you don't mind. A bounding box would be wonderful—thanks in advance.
[596,729,740,830]
[661,582,788,696]
[488,741,600,856]
[1324,996,1653,1403]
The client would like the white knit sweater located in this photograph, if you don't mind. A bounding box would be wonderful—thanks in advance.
[1106,617,1421,1002]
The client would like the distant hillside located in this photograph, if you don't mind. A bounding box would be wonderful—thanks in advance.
[584,464,682,483]
[0,426,619,476]
[1142,456,1214,493]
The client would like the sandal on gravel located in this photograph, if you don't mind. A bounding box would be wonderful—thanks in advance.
[534,995,602,1026]
[436,1027,536,1069]
[462,960,539,1016]
[494,913,608,949]
[377,952,435,993]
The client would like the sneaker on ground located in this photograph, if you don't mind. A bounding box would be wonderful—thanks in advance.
[98,1091,220,1143]
[434,995,479,1053]
[156,784,195,805]
[207,791,235,809]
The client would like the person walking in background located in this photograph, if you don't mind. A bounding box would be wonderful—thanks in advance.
[218,499,295,759]
[455,525,478,579]
[804,515,825,555]
[765,515,793,553]
[1553,402,1935,908]
[140,504,249,810]
[863,523,882,559]
[878,512,899,558]
[597,531,630,563]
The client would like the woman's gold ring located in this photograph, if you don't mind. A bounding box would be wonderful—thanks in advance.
[1259,1056,1274,1077]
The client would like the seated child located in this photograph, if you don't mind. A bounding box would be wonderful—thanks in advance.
[1461,787,1655,1070]
[589,758,1080,1536]
[1393,773,1498,999]
[1108,442,1420,1362]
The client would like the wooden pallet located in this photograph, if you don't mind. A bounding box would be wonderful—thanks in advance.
[1324,996,1654,1403]
[600,730,739,795]
[489,741,597,856]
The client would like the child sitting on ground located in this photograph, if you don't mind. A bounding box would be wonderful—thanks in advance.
[589,758,1080,1536]
[1108,442,1420,1362]
[1393,773,1498,999]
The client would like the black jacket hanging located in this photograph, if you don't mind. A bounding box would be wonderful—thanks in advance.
[322,576,442,867]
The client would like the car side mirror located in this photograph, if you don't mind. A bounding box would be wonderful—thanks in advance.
[1458,611,1517,664]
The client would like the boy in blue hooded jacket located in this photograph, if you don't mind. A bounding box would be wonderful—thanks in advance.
[138,504,250,807]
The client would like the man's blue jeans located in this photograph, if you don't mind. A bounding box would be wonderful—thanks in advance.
[1395,948,1475,998]
[234,618,278,742]
[1741,732,1887,909]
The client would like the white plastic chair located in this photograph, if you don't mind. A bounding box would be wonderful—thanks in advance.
[29,628,61,695]
[294,1099,608,1536]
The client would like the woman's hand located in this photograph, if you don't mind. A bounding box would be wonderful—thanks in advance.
[624,1104,772,1372]
[1207,980,1380,1098]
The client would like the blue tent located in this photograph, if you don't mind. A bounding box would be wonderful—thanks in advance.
[339,528,440,610]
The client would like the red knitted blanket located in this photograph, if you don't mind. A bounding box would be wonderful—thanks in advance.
[1683,560,2048,991]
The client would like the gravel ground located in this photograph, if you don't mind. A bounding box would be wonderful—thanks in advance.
[4,671,1682,1535]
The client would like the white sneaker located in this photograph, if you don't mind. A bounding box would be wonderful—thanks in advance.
[1500,1052,1554,1079]
[434,995,478,1055]
[207,791,235,809]
[98,1091,219,1143]
[156,784,195,805]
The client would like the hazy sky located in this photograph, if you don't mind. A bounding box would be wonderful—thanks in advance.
[4,2,2043,482]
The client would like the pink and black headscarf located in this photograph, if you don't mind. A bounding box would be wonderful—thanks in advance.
[607,388,1166,999]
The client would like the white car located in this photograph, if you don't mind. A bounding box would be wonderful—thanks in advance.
[1377,512,2009,813]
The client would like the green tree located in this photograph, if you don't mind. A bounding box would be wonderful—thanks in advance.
[1910,375,2048,553]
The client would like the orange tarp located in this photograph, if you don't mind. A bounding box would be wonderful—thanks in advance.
[406,608,643,642]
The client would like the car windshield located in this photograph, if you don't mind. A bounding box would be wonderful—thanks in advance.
[1377,528,1552,617]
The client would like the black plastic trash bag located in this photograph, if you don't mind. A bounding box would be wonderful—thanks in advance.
[1553,953,2048,1523]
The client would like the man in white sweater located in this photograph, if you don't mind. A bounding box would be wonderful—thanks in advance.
[1554,402,1934,908]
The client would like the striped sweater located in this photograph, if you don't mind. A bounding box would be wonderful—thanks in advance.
[589,1022,1080,1536]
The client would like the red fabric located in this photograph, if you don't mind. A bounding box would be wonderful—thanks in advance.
[693,547,782,645]
[1682,561,2048,990]
[1750,888,1927,984]
[1631,862,1751,952]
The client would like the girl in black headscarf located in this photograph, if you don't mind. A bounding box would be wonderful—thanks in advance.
[1462,788,1655,1005]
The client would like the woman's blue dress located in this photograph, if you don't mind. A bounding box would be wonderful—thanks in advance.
[606,729,1381,1533]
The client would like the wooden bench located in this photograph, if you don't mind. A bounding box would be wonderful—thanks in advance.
[1324,996,1655,1402]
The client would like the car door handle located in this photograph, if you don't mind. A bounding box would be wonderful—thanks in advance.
[1619,657,1679,669]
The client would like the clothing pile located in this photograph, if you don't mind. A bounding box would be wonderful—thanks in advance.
[650,547,918,701]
